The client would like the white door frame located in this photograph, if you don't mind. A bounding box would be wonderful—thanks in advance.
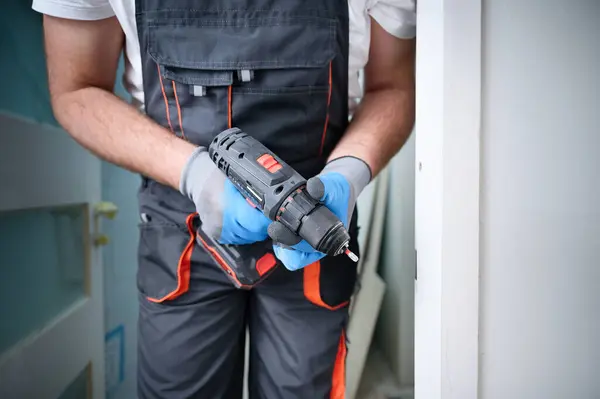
[414,1,482,398]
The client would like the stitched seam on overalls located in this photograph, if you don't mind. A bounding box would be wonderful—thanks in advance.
[319,61,333,156]
[231,86,329,95]
[145,213,196,303]
[146,17,335,27]
[156,63,175,134]
[228,85,233,128]
[172,81,186,140]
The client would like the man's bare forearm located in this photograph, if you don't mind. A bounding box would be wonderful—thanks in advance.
[328,85,415,177]
[328,19,415,178]
[43,15,192,188]
[53,87,196,189]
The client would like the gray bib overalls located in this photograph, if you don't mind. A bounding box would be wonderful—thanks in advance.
[134,1,359,397]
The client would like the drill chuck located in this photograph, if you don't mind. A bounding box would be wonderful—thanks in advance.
[295,202,350,256]
[312,220,351,256]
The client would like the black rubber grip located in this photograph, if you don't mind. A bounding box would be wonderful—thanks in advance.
[306,176,325,200]
[268,222,302,246]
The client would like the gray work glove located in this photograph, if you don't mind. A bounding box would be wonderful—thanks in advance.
[179,146,271,244]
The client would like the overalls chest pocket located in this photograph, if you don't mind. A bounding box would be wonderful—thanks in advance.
[147,15,338,177]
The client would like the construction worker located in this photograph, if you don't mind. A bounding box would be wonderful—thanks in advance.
[33,0,416,397]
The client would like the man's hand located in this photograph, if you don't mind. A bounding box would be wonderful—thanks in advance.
[270,157,371,271]
[180,147,270,245]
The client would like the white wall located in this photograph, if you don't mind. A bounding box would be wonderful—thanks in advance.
[376,133,415,387]
[480,1,600,398]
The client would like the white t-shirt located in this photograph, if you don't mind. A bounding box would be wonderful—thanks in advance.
[32,0,416,111]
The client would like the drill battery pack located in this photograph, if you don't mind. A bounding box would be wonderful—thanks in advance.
[195,219,278,289]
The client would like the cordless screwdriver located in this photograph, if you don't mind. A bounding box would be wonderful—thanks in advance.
[195,127,358,289]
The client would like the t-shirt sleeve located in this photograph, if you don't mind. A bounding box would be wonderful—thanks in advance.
[367,0,416,39]
[32,0,115,20]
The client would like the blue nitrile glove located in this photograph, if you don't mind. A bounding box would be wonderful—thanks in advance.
[180,146,270,245]
[269,156,372,271]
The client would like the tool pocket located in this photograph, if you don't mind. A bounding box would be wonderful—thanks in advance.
[303,224,360,310]
[137,211,197,303]
[144,13,339,177]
